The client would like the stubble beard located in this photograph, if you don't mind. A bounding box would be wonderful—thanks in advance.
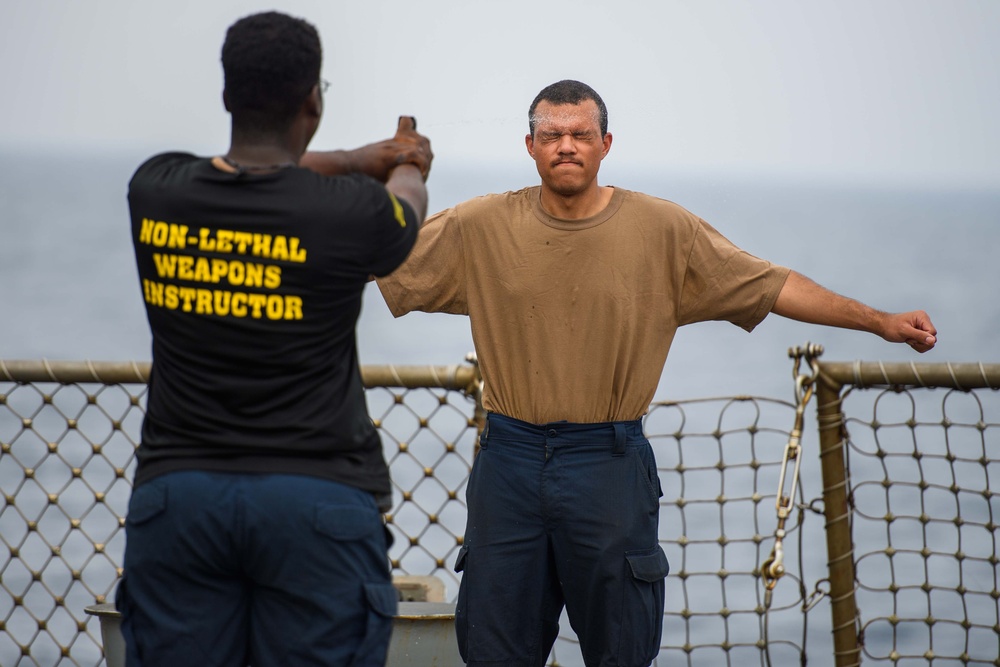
[544,170,589,197]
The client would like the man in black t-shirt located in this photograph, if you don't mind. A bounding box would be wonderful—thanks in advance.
[119,11,432,667]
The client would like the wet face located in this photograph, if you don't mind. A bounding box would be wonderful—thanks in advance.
[526,100,612,197]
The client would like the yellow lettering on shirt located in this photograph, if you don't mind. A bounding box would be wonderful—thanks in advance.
[195,288,212,314]
[233,232,254,254]
[164,284,179,310]
[244,263,263,288]
[214,290,231,316]
[193,257,213,282]
[176,256,195,281]
[231,292,248,317]
[216,229,234,253]
[152,254,177,279]
[198,228,216,252]
[137,218,311,322]
[139,219,189,248]
[271,236,289,261]
[284,296,303,320]
[288,237,306,262]
[229,261,246,286]
[141,280,306,321]
[264,265,281,289]
[177,286,197,311]
[253,234,272,258]
[211,259,228,283]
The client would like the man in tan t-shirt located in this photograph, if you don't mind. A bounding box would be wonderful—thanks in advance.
[378,80,937,667]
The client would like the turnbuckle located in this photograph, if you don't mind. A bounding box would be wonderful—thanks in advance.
[761,343,823,591]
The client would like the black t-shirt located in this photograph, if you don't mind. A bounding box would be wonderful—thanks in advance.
[128,153,418,501]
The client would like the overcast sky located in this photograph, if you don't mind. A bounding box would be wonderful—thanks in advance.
[2,0,998,189]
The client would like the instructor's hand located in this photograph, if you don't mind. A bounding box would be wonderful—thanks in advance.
[390,116,433,181]
[345,116,432,183]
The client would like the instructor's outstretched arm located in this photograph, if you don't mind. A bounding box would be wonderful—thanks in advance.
[772,270,938,353]
[300,116,432,184]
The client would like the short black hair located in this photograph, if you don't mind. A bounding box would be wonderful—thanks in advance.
[221,11,322,134]
[528,80,608,137]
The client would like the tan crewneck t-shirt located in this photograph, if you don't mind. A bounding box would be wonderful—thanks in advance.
[378,186,790,424]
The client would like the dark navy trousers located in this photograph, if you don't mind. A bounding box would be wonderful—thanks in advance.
[455,413,669,667]
[117,471,396,667]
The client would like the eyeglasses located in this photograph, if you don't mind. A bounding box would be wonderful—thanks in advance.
[319,78,330,94]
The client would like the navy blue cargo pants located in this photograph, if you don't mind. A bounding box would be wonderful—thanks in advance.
[454,413,670,667]
[116,471,396,667]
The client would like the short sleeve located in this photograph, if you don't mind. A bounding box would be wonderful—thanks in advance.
[677,220,790,331]
[376,206,469,317]
[354,179,420,277]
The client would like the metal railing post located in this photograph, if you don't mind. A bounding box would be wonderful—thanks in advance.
[815,371,862,666]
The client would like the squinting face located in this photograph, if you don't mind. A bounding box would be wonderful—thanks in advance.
[526,100,612,197]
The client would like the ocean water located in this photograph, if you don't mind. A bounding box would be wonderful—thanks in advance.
[3,147,997,398]
[2,148,998,665]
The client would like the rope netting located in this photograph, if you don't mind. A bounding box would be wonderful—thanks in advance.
[368,385,479,593]
[0,379,139,666]
[0,362,482,667]
[833,384,999,665]
[638,395,813,667]
[2,356,998,666]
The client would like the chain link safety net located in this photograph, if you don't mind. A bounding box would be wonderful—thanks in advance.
[1,355,998,666]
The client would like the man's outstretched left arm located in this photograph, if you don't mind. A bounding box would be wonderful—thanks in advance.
[771,270,938,353]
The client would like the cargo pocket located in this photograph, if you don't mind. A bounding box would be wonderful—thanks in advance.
[114,575,144,667]
[453,545,469,574]
[347,582,398,667]
[453,545,470,662]
[619,546,670,665]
